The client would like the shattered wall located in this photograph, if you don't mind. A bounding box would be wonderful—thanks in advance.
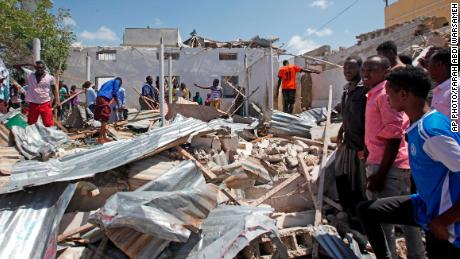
[64,47,279,111]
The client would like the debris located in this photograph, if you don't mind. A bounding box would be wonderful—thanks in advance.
[0,116,210,194]
[10,122,68,160]
[187,205,288,259]
[91,160,218,257]
[0,183,76,259]
[58,223,96,243]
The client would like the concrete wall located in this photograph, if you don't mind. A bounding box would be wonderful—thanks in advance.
[63,46,278,111]
[385,0,451,27]
[323,18,429,65]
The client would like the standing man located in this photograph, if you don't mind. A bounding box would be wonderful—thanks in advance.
[25,60,58,127]
[117,86,127,121]
[334,56,368,218]
[83,81,96,113]
[275,60,320,114]
[194,79,223,109]
[427,48,457,124]
[358,67,460,259]
[140,75,159,110]
[94,77,122,144]
[360,55,424,259]
[376,41,406,70]
[0,74,9,114]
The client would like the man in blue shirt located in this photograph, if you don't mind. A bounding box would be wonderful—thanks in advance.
[357,67,460,258]
[140,75,159,110]
[95,77,122,144]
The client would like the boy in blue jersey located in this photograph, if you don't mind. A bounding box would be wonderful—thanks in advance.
[357,67,460,259]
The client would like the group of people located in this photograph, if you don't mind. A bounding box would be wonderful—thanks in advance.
[138,75,224,110]
[333,41,459,258]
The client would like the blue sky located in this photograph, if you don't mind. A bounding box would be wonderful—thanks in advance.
[53,0,394,54]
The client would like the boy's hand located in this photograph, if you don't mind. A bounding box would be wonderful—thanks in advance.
[429,216,450,241]
[367,172,385,192]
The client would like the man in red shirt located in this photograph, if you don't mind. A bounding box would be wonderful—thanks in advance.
[275,60,319,114]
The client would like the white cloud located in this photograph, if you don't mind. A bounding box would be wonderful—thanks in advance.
[154,18,163,26]
[306,27,333,37]
[80,26,118,41]
[287,35,318,55]
[71,41,83,48]
[310,0,331,9]
[62,17,76,27]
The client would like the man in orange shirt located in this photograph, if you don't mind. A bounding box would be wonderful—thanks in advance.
[275,60,320,114]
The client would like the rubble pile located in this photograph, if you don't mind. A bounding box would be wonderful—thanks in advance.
[0,106,366,259]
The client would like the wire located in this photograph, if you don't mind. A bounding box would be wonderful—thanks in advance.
[317,0,361,31]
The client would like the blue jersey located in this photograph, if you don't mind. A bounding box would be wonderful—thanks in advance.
[97,79,120,100]
[408,110,460,248]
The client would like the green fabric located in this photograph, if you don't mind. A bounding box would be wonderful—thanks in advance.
[59,87,67,101]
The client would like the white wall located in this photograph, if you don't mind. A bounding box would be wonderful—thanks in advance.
[64,47,276,111]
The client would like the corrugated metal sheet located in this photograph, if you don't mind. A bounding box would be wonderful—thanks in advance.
[0,182,76,259]
[92,160,218,258]
[269,110,314,138]
[11,122,68,160]
[298,107,328,125]
[0,116,211,194]
[188,205,288,259]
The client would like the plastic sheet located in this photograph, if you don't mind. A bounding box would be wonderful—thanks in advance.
[0,183,76,259]
[188,205,288,259]
[11,122,68,159]
[0,116,211,194]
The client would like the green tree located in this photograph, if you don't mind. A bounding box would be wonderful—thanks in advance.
[0,0,75,74]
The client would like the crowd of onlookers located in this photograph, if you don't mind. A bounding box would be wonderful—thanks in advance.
[327,40,458,259]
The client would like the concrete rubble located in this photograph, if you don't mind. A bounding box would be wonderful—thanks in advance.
[0,104,367,259]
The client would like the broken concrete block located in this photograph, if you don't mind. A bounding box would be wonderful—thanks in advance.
[272,210,315,229]
[294,140,309,152]
[220,134,239,153]
[237,141,253,157]
[212,151,229,166]
[262,154,284,163]
[191,134,222,152]
[258,139,270,149]
[285,156,299,168]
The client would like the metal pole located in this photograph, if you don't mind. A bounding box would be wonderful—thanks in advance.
[244,54,249,116]
[268,44,274,111]
[168,55,173,103]
[86,53,91,81]
[33,38,41,62]
[159,38,165,126]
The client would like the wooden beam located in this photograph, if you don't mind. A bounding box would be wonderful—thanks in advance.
[52,90,83,110]
[314,84,333,226]
[252,173,302,207]
[57,223,95,243]
[297,154,316,210]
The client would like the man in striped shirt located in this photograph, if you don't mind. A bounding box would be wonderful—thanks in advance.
[357,67,460,258]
